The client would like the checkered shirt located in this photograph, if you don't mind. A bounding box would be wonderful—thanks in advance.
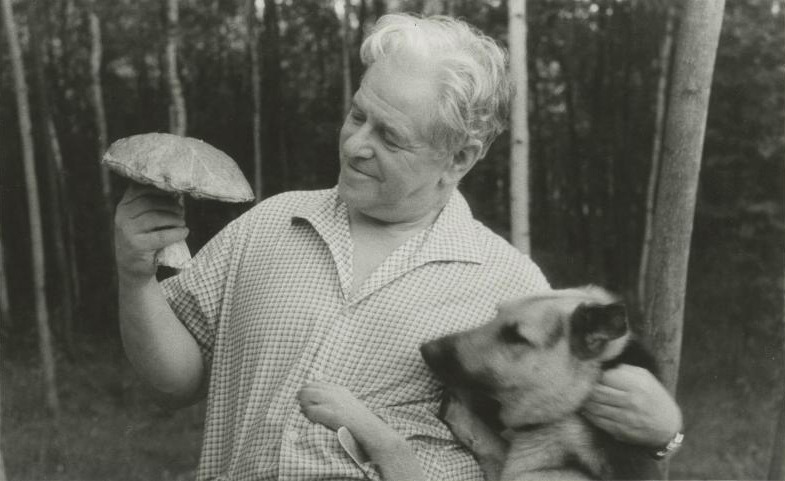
[162,187,550,481]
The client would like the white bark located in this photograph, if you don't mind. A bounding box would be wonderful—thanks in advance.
[638,4,676,307]
[1,0,59,415]
[167,0,187,136]
[642,0,726,396]
[509,0,530,253]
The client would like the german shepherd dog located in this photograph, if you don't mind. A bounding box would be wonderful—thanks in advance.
[420,286,661,481]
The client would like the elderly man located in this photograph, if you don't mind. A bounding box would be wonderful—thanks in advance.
[114,13,681,481]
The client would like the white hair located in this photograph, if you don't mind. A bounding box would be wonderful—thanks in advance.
[360,13,512,158]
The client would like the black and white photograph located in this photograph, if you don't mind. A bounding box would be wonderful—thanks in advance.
[0,0,783,479]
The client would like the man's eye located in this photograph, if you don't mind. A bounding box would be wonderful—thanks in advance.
[500,324,531,345]
[383,136,401,150]
[349,111,365,123]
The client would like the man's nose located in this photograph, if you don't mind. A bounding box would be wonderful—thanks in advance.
[344,124,374,159]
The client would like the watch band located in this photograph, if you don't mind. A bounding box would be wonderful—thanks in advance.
[652,431,684,460]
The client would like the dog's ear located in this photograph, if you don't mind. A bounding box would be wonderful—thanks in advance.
[569,302,629,360]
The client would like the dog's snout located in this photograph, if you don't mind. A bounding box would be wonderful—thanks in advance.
[420,337,458,382]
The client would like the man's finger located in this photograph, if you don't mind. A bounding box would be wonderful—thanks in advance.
[122,193,185,217]
[136,227,189,250]
[587,384,629,408]
[598,364,650,390]
[582,409,617,430]
[123,183,181,200]
[133,211,187,233]
[583,398,623,421]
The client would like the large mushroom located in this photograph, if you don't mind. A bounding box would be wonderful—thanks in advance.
[103,132,254,269]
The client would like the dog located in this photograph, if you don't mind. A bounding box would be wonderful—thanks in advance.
[420,286,661,481]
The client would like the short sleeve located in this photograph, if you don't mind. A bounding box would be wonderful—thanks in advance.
[160,219,241,365]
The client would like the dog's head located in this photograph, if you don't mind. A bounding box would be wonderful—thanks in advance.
[420,286,629,429]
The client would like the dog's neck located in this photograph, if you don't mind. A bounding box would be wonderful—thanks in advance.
[501,415,603,481]
[498,363,601,429]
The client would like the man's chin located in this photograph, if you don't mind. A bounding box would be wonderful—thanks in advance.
[338,181,372,211]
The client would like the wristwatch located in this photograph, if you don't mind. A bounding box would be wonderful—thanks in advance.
[652,431,684,460]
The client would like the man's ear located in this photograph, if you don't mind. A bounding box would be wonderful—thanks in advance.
[442,139,482,185]
[569,302,629,360]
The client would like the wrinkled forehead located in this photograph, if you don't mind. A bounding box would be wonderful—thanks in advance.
[357,55,442,141]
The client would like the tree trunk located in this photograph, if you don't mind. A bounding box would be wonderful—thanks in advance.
[0,210,10,331]
[247,0,263,200]
[341,0,353,118]
[638,4,677,308]
[771,399,785,479]
[88,5,111,204]
[0,353,6,481]
[31,0,76,352]
[642,0,725,397]
[423,0,444,16]
[508,0,530,253]
[0,205,6,481]
[1,0,60,416]
[87,1,119,337]
[166,0,187,136]
[766,10,785,480]
[263,0,286,191]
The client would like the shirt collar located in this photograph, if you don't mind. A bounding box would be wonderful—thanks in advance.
[292,187,484,266]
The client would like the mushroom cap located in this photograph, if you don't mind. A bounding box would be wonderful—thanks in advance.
[102,133,255,202]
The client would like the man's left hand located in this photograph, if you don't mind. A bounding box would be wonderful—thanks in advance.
[582,364,682,447]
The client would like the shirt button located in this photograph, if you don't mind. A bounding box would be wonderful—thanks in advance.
[286,429,299,443]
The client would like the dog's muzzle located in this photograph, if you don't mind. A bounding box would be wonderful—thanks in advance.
[420,336,461,384]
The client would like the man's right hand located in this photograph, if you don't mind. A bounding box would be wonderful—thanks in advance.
[114,184,189,283]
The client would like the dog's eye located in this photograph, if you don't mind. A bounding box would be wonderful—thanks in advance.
[500,324,531,345]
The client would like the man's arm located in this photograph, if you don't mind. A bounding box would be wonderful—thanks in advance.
[298,381,427,481]
[115,184,206,407]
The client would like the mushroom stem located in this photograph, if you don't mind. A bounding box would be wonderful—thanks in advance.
[155,194,191,269]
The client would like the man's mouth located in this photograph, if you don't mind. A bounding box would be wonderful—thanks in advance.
[347,162,376,179]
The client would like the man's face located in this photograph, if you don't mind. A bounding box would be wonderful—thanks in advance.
[338,55,454,224]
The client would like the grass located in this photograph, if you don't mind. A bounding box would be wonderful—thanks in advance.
[2,302,783,480]
[2,345,203,481]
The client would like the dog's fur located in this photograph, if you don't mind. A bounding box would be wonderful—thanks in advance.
[420,287,661,481]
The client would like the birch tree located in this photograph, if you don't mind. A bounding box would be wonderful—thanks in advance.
[0,197,7,481]
[31,0,76,350]
[509,0,530,253]
[0,208,10,331]
[0,364,6,481]
[1,0,60,415]
[166,0,187,136]
[247,0,264,200]
[264,0,287,188]
[88,2,111,204]
[423,0,444,16]
[770,331,785,476]
[639,4,677,307]
[341,0,353,117]
[642,0,726,396]
[766,9,785,479]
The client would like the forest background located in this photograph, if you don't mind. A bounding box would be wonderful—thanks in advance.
[1,0,784,479]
